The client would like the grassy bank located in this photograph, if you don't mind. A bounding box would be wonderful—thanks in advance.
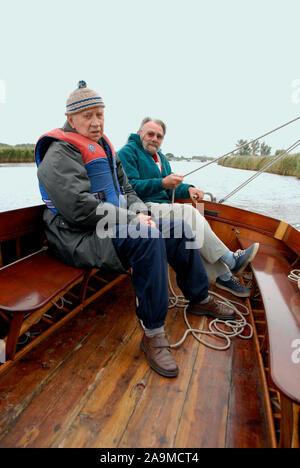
[218,154,300,179]
[0,146,35,163]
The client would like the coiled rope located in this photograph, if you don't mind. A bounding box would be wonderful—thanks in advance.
[288,269,300,290]
[167,270,253,351]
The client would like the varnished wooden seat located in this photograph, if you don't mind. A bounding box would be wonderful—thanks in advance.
[0,206,125,372]
[0,250,85,313]
[238,236,300,448]
[238,236,300,403]
[0,250,87,364]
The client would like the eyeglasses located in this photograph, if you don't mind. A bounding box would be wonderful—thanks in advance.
[145,131,164,140]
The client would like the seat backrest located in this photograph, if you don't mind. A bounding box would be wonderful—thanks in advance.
[0,205,45,267]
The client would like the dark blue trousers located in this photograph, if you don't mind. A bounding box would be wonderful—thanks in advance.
[112,219,209,329]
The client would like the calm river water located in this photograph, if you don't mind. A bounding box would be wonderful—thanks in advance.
[0,162,299,230]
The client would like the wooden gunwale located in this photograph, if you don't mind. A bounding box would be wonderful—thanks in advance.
[203,201,299,244]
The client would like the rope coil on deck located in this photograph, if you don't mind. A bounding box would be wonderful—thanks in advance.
[167,271,253,351]
[288,269,300,290]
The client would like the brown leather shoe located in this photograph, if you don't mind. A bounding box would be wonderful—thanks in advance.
[187,295,236,321]
[141,333,179,378]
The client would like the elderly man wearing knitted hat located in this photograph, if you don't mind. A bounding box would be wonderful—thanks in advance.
[35,81,236,378]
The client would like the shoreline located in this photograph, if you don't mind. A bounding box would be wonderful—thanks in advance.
[1,153,300,180]
[217,154,300,179]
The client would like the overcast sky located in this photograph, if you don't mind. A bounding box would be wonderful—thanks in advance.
[1,0,300,157]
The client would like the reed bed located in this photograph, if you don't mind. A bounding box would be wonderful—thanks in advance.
[218,154,300,179]
[0,147,35,163]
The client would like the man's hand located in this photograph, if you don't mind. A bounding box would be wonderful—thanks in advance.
[137,213,156,228]
[188,187,204,202]
[162,174,183,189]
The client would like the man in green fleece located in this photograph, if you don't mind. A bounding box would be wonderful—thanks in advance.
[118,117,259,297]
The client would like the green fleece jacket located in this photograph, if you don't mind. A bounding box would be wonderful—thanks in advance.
[118,133,193,204]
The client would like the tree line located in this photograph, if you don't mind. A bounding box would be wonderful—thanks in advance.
[236,139,272,156]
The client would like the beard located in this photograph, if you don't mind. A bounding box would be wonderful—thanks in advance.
[144,141,160,155]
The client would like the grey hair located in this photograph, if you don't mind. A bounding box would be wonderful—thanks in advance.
[139,117,166,135]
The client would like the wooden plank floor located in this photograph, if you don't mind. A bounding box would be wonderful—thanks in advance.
[0,276,275,448]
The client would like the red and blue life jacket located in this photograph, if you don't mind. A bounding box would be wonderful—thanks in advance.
[35,129,126,213]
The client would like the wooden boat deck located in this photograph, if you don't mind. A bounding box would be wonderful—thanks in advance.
[1,201,299,448]
[0,275,275,448]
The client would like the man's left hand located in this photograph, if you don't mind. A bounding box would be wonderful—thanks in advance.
[188,187,205,202]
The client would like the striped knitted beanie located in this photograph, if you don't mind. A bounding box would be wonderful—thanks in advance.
[65,81,105,115]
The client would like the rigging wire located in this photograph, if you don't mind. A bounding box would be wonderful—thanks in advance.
[219,139,300,204]
[170,114,300,204]
[183,114,300,178]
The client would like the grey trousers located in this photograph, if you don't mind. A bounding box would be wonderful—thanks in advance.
[146,202,230,281]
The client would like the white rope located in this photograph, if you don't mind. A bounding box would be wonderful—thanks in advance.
[288,269,300,290]
[51,295,73,309]
[167,270,253,351]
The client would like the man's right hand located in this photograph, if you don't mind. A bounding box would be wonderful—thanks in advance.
[137,213,156,228]
[162,174,183,189]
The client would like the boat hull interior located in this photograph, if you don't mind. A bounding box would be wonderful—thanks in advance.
[0,202,299,448]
